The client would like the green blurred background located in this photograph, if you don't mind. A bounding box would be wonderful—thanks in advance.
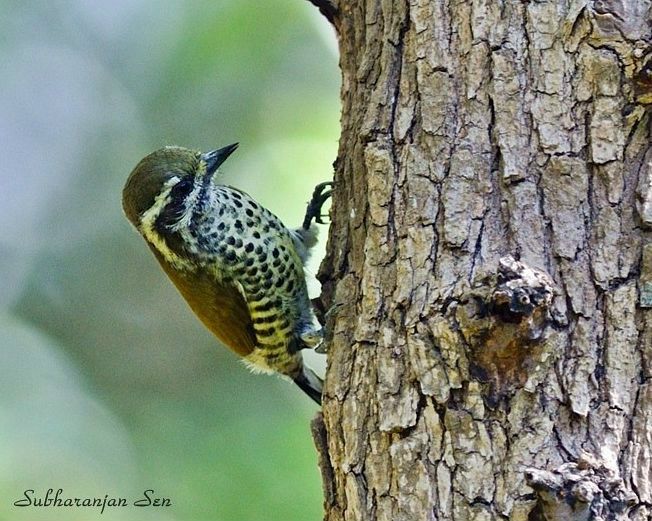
[0,1,339,520]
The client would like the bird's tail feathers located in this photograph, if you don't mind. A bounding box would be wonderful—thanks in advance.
[293,366,323,405]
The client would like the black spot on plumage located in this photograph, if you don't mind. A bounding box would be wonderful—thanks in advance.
[255,325,276,337]
[217,222,226,231]
[251,290,266,301]
[264,352,281,362]
[253,231,261,239]
[232,191,242,200]
[274,278,284,288]
[226,236,236,246]
[263,225,270,233]
[235,220,243,230]
[255,245,263,255]
[234,238,243,248]
[245,242,254,253]
[254,300,274,312]
[286,280,295,292]
[249,201,259,210]
[246,208,254,218]
[225,250,237,263]
[258,254,267,263]
[263,279,274,290]
[234,200,243,208]
[246,220,254,227]
[272,248,280,259]
[245,257,254,267]
[253,314,278,324]
[260,264,269,273]
[272,258,282,267]
[248,266,259,277]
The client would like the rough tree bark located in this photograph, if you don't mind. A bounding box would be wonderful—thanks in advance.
[310,1,652,520]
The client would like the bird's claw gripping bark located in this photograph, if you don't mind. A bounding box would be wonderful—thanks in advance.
[303,182,333,230]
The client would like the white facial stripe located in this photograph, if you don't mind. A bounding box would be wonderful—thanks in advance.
[139,176,194,271]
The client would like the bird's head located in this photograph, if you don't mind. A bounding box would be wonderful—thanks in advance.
[122,143,239,228]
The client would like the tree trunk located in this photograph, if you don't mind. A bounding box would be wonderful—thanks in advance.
[311,1,652,520]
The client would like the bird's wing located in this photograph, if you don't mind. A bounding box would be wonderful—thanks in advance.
[154,253,257,357]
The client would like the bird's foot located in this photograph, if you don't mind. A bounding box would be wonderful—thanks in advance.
[302,182,333,230]
[300,327,323,350]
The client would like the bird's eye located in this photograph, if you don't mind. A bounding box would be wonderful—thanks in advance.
[157,178,194,228]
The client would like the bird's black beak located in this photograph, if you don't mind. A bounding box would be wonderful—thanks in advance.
[203,143,239,174]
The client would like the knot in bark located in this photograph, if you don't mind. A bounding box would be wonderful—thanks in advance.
[525,452,638,521]
[457,256,557,404]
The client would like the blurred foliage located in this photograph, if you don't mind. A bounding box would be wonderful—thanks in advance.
[0,1,339,520]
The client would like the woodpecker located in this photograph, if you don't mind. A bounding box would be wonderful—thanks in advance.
[122,143,331,404]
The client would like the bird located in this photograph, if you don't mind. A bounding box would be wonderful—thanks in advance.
[122,143,331,404]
